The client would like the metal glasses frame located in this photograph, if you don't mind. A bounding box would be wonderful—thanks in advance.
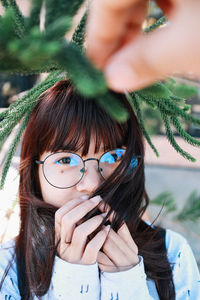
[35,149,128,189]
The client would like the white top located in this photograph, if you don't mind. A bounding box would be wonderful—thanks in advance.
[0,229,200,299]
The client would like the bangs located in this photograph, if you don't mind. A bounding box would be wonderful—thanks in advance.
[34,81,127,157]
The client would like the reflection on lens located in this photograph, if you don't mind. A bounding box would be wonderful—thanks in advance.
[99,149,125,179]
[43,152,84,188]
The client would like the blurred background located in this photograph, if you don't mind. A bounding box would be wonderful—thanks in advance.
[0,0,199,271]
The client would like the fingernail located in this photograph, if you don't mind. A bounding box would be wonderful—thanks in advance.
[105,225,110,232]
[81,195,89,200]
[90,195,101,203]
[105,61,139,92]
[101,212,107,218]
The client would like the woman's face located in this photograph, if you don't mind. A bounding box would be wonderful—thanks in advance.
[38,137,105,207]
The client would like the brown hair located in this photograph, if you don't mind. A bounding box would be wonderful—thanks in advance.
[1,80,175,299]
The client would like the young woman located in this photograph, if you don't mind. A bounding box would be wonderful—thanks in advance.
[0,80,199,299]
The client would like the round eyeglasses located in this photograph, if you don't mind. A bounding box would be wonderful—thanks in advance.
[35,148,139,189]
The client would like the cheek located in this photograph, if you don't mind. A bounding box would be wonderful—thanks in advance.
[38,165,73,208]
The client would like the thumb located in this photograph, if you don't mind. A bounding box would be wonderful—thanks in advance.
[104,4,200,92]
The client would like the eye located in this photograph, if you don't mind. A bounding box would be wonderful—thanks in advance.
[56,157,71,165]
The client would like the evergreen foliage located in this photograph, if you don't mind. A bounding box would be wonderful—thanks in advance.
[150,192,177,215]
[176,191,200,222]
[126,92,159,157]
[72,9,88,47]
[151,191,200,222]
[0,1,200,188]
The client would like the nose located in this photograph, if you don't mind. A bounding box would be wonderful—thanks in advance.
[76,160,102,194]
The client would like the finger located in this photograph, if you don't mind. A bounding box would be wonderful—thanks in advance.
[105,1,200,91]
[55,196,89,244]
[117,223,138,254]
[86,0,147,68]
[81,225,111,264]
[98,201,114,222]
[60,196,102,245]
[102,229,131,266]
[55,195,89,225]
[97,251,118,273]
[97,250,114,267]
[98,204,138,254]
[69,214,108,261]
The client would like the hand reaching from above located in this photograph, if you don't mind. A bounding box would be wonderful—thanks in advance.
[86,0,200,92]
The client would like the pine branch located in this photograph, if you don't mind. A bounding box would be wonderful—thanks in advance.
[139,88,200,126]
[0,74,57,120]
[1,0,26,39]
[150,191,177,214]
[27,0,43,30]
[131,93,159,156]
[161,98,200,126]
[0,75,64,142]
[44,16,72,41]
[151,190,200,222]
[45,0,84,27]
[165,79,198,99]
[96,92,129,122]
[0,62,61,75]
[0,72,64,187]
[176,191,200,222]
[0,7,16,44]
[138,82,171,100]
[160,111,196,162]
[0,110,8,120]
[170,116,200,147]
[0,112,30,189]
[72,9,88,47]
[57,41,107,97]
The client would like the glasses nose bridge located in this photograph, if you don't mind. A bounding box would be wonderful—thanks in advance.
[82,157,100,172]
[83,157,99,164]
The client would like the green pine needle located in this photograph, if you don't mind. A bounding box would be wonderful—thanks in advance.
[45,0,84,27]
[0,72,60,120]
[0,7,16,44]
[1,0,26,39]
[72,9,88,47]
[96,92,129,122]
[138,82,171,100]
[150,191,177,214]
[171,116,200,147]
[44,17,72,41]
[165,80,198,99]
[0,75,64,142]
[139,90,200,126]
[176,191,200,222]
[0,112,30,189]
[27,0,43,30]
[57,41,107,97]
[131,93,159,157]
[161,111,196,162]
[161,98,200,126]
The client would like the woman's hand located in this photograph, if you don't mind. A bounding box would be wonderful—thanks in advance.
[86,0,200,91]
[97,224,139,273]
[54,195,110,265]
[97,203,139,272]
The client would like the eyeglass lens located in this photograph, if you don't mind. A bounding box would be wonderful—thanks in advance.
[42,149,137,189]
